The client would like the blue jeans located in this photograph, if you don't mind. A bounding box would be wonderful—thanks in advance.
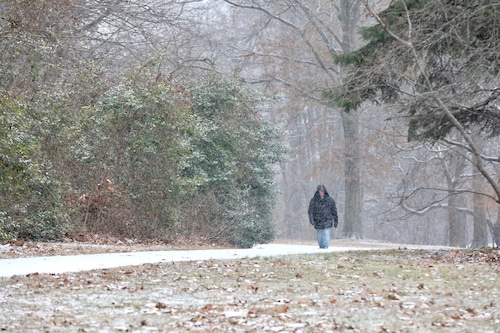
[316,228,331,249]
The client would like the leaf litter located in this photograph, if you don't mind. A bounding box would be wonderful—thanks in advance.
[0,248,499,332]
[0,235,232,259]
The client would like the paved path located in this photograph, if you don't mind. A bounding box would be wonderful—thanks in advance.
[0,242,453,278]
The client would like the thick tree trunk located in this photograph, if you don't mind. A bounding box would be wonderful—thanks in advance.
[492,222,500,247]
[341,109,363,238]
[471,135,489,248]
[472,183,489,248]
[339,0,363,239]
[448,194,466,247]
[491,199,500,247]
[472,201,488,248]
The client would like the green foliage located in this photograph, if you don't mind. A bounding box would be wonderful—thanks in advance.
[0,0,84,243]
[0,212,15,243]
[187,75,286,247]
[333,0,427,69]
[1,63,285,245]
[328,0,500,141]
[0,0,286,245]
[0,94,69,243]
[91,79,201,235]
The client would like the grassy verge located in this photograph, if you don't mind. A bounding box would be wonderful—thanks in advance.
[1,249,499,332]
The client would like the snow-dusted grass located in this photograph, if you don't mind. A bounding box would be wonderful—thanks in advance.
[1,249,498,332]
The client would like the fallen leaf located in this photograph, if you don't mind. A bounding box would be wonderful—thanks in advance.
[388,293,400,300]
[202,304,214,312]
[465,307,477,315]
[155,302,167,309]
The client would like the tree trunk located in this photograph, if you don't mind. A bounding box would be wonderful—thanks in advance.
[492,221,500,247]
[339,0,363,238]
[341,109,363,238]
[491,181,500,247]
[472,179,489,248]
[472,203,488,248]
[486,207,500,247]
[448,193,466,247]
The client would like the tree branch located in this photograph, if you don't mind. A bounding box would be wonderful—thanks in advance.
[363,0,500,203]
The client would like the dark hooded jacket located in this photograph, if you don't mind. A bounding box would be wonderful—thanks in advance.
[308,185,338,230]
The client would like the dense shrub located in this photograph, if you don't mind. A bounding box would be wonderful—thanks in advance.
[0,95,69,243]
[1,66,285,247]
[0,1,286,246]
[185,75,286,247]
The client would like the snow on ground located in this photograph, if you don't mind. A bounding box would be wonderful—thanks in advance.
[0,241,454,278]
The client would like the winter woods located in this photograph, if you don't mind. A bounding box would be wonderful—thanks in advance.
[1,0,499,247]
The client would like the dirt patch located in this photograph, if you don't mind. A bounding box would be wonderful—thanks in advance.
[1,249,498,332]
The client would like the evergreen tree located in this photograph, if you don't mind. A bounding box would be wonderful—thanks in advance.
[328,0,499,140]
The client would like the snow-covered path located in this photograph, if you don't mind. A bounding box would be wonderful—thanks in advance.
[0,242,452,278]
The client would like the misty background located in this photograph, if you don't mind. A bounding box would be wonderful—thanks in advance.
[1,0,498,248]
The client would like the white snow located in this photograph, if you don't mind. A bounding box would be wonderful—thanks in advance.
[0,242,453,278]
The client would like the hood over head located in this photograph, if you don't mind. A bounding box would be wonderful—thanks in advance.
[314,184,330,198]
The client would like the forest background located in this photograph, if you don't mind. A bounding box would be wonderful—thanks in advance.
[0,0,498,249]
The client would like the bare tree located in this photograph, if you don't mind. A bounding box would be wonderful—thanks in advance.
[73,1,219,76]
[219,0,366,239]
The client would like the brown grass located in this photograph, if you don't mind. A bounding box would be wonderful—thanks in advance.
[1,249,499,332]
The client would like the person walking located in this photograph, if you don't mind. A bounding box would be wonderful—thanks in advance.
[308,184,338,249]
